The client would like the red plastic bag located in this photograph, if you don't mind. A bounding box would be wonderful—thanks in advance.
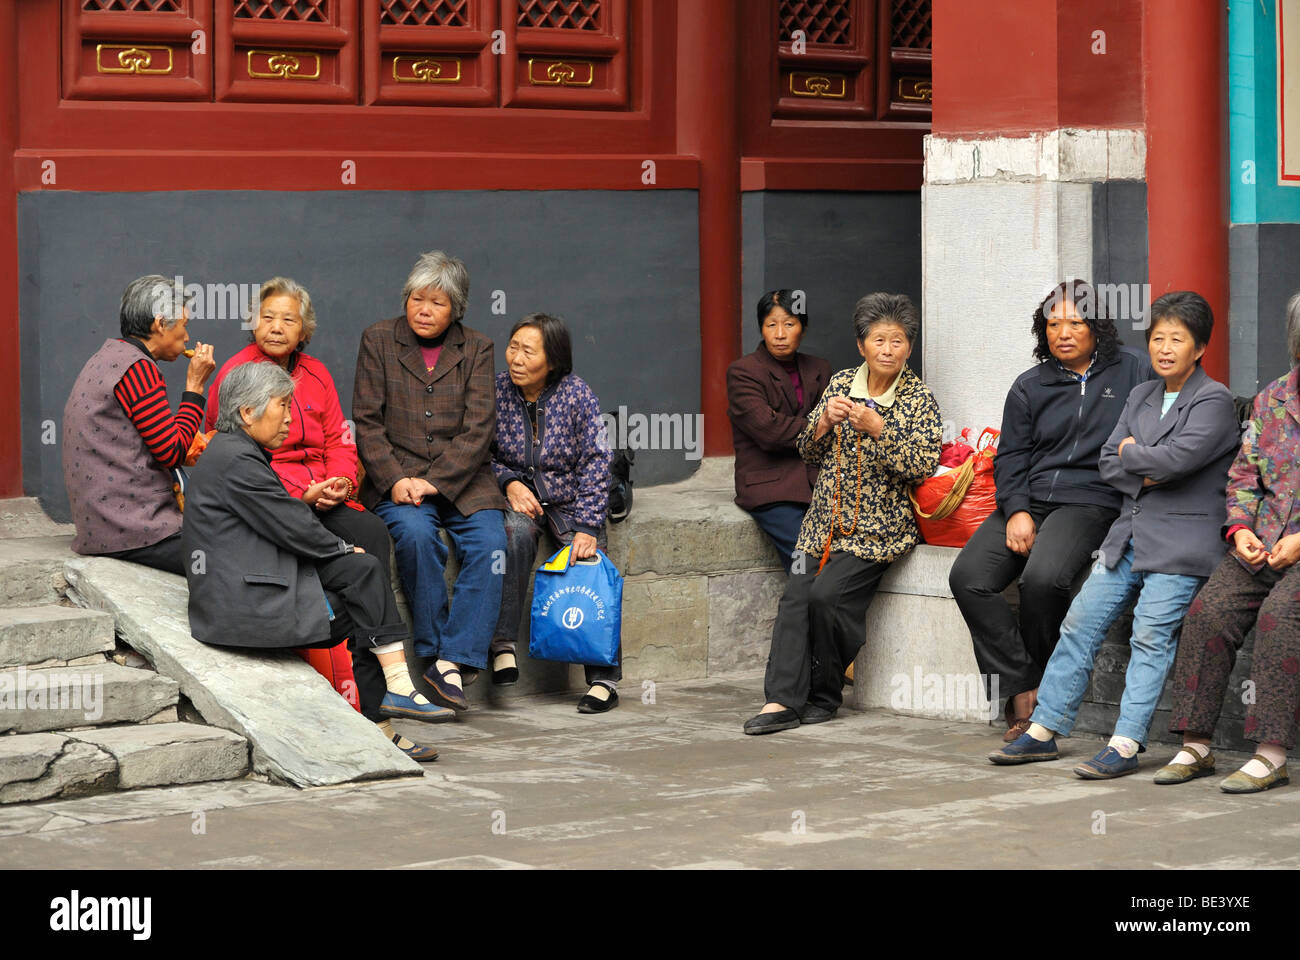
[910,429,1000,548]
[295,643,361,713]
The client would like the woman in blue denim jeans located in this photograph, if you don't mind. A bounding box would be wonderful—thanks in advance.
[489,313,618,713]
[988,291,1242,778]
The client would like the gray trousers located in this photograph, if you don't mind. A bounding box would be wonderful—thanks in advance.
[491,509,621,687]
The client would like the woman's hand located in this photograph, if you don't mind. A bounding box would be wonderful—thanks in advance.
[1005,511,1037,556]
[302,478,336,507]
[1266,532,1300,570]
[391,477,439,506]
[847,402,884,440]
[1233,528,1269,565]
[816,396,855,439]
[571,532,598,560]
[506,480,544,518]
[185,343,217,393]
[311,476,352,511]
[1117,436,1136,458]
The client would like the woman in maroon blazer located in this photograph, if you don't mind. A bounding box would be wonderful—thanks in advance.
[726,290,831,572]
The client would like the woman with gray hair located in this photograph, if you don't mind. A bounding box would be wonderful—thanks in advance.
[744,293,942,734]
[1155,291,1300,793]
[63,274,217,574]
[353,251,507,714]
[183,362,444,761]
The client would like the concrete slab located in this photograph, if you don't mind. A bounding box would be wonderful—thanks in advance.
[0,662,179,734]
[64,557,422,788]
[71,722,248,789]
[0,536,76,607]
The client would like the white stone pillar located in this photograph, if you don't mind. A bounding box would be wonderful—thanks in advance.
[921,129,1146,438]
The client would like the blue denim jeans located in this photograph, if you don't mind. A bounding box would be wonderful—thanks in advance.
[372,498,505,668]
[746,501,808,574]
[1031,542,1205,745]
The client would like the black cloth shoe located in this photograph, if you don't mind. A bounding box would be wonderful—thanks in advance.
[492,652,519,686]
[743,708,800,735]
[798,704,837,724]
[577,687,619,714]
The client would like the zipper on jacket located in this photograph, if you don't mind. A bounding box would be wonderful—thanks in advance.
[1046,378,1089,503]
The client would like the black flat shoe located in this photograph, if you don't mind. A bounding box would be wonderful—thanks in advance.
[799,704,837,724]
[492,652,519,686]
[577,688,619,714]
[743,708,800,735]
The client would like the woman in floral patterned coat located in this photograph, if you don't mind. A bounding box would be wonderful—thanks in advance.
[744,293,942,734]
[1157,293,1300,793]
[489,313,617,712]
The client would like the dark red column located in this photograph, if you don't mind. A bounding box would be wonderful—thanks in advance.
[1143,0,1229,381]
[0,1,20,497]
[677,0,740,456]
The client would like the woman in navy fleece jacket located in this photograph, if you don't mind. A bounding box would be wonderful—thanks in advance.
[488,312,618,712]
[948,279,1155,742]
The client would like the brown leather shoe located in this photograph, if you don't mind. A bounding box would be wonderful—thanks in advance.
[1004,717,1032,742]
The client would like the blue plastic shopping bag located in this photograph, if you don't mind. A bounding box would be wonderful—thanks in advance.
[528,545,623,666]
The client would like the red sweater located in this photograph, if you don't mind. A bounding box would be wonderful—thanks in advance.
[205,344,357,497]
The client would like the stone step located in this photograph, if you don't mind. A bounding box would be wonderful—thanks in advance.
[0,498,76,539]
[0,733,116,804]
[69,722,248,790]
[0,662,179,734]
[65,557,421,786]
[0,536,76,608]
[0,723,249,803]
[0,605,116,669]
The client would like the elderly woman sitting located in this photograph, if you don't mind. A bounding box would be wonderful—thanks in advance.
[353,251,507,713]
[743,293,942,734]
[489,313,617,712]
[63,275,216,574]
[204,277,447,742]
[182,362,444,760]
[1157,292,1300,793]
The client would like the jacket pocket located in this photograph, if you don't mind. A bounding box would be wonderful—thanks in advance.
[243,573,289,587]
[749,467,786,485]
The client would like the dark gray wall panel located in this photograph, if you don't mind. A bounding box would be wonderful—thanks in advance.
[1256,223,1300,390]
[20,189,700,522]
[741,191,923,377]
[1090,180,1150,355]
[1229,224,1261,396]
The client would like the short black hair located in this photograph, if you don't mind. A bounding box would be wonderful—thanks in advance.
[509,313,572,386]
[1031,279,1120,365]
[756,290,808,333]
[1148,291,1213,364]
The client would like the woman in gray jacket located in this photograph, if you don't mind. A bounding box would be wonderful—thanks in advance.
[988,291,1240,778]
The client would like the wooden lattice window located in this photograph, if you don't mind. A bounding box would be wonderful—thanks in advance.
[890,0,931,49]
[232,0,332,21]
[379,0,472,26]
[778,0,852,45]
[81,0,183,10]
[517,0,601,31]
[364,0,497,105]
[63,0,211,100]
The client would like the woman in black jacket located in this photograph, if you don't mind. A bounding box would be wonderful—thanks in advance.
[948,279,1155,741]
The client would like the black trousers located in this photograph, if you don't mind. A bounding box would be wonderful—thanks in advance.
[764,552,890,711]
[315,504,402,723]
[104,532,184,576]
[948,500,1117,700]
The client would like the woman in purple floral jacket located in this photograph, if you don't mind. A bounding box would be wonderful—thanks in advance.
[489,313,618,712]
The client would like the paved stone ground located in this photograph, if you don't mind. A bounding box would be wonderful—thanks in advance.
[1,674,1296,870]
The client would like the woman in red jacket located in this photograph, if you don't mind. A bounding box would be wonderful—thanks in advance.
[206,277,444,759]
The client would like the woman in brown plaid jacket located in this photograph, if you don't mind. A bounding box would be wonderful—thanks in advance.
[353,251,507,713]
